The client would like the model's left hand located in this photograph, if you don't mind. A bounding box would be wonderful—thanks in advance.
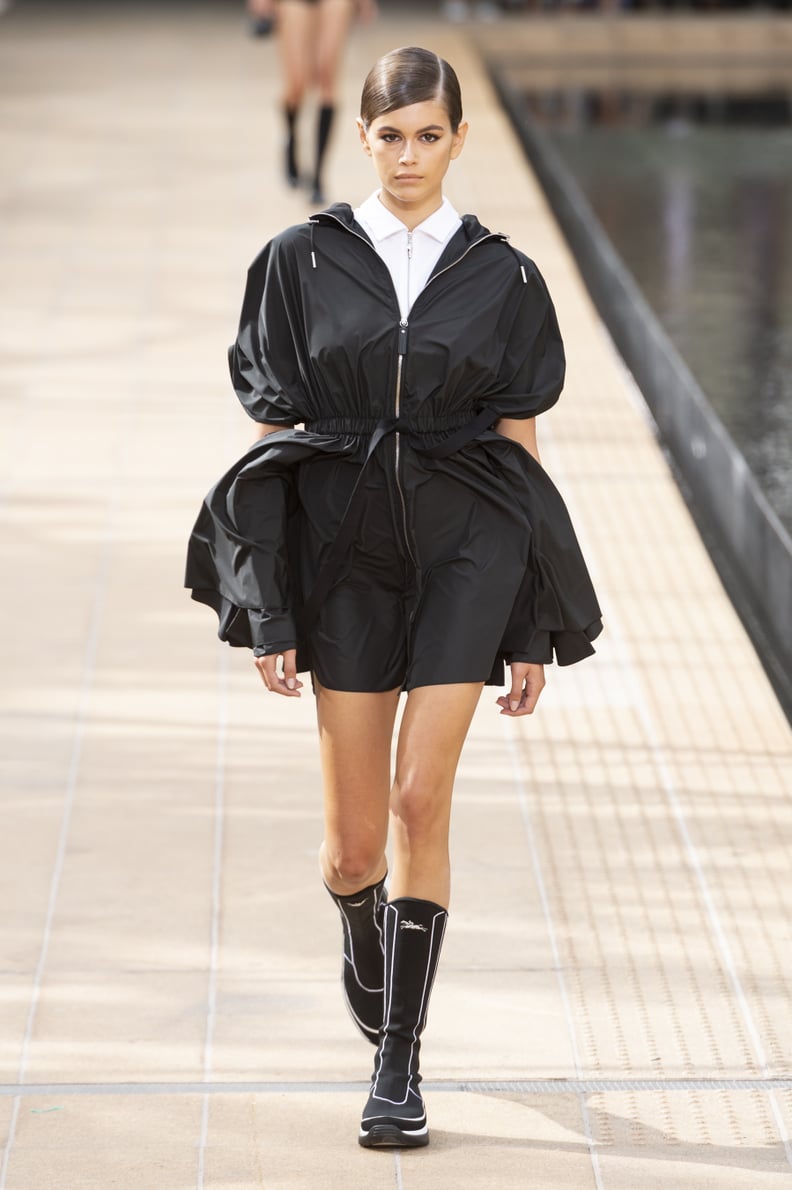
[496,662,545,716]
[254,648,304,698]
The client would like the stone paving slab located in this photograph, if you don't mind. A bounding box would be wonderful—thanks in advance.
[1,2,791,1188]
[4,1095,203,1190]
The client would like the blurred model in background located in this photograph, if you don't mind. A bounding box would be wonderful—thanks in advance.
[247,0,277,36]
[266,0,378,203]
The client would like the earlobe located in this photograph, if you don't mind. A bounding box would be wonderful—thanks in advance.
[356,117,371,155]
[450,120,469,160]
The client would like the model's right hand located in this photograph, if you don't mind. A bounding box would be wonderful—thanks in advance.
[254,649,303,697]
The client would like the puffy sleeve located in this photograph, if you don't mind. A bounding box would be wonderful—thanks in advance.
[489,256,603,667]
[486,258,565,420]
[228,235,309,426]
[185,235,312,658]
[185,443,301,657]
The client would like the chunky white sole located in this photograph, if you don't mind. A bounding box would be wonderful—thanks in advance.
[359,1119,429,1149]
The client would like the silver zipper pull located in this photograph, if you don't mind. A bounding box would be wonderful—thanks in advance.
[407,231,413,259]
[398,320,408,355]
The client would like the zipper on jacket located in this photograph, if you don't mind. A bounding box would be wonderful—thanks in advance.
[394,319,417,568]
[390,234,508,571]
[406,230,413,315]
[309,215,507,571]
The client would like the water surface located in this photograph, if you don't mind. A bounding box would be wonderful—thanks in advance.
[511,82,792,533]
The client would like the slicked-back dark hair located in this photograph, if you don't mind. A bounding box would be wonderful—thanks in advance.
[360,46,463,133]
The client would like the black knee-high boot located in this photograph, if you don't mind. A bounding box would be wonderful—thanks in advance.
[325,876,387,1045]
[284,105,299,187]
[311,103,334,204]
[359,897,447,1149]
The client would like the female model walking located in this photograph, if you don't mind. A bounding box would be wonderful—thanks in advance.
[276,0,377,202]
[186,46,602,1149]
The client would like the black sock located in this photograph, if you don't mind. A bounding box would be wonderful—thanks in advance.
[284,106,299,185]
[313,104,335,198]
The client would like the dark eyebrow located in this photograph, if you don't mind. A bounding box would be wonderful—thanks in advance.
[377,124,446,134]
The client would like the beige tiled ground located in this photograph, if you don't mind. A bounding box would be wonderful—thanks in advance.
[1,2,791,1187]
[6,1095,203,1190]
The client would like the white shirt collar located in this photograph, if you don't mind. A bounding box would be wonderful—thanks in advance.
[356,191,461,244]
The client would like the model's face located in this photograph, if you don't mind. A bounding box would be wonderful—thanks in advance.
[358,100,467,213]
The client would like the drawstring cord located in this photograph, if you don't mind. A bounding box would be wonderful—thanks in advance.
[298,408,500,634]
[505,240,528,284]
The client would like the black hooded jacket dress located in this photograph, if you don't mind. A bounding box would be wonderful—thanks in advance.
[185,203,603,692]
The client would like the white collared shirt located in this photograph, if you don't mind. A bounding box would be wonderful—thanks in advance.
[353,191,462,321]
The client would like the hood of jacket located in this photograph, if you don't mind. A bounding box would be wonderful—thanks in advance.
[308,201,508,276]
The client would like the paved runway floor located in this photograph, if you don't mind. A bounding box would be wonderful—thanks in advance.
[1,2,791,1187]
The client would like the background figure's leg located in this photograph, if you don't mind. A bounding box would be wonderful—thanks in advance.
[311,104,334,203]
[284,106,300,187]
[276,1,315,185]
[311,0,354,201]
[247,0,276,36]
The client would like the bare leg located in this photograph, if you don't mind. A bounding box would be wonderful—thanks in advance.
[276,1,315,184]
[359,682,482,1149]
[389,683,484,907]
[314,0,354,105]
[277,1,315,109]
[247,0,275,18]
[315,678,399,1042]
[315,679,400,895]
[308,0,354,200]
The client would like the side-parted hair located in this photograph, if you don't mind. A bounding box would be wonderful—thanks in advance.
[360,46,463,133]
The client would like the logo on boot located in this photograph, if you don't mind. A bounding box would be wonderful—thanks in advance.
[400,920,428,932]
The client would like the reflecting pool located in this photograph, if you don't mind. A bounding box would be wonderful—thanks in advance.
[506,77,792,534]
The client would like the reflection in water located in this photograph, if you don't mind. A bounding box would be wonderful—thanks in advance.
[515,86,792,533]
